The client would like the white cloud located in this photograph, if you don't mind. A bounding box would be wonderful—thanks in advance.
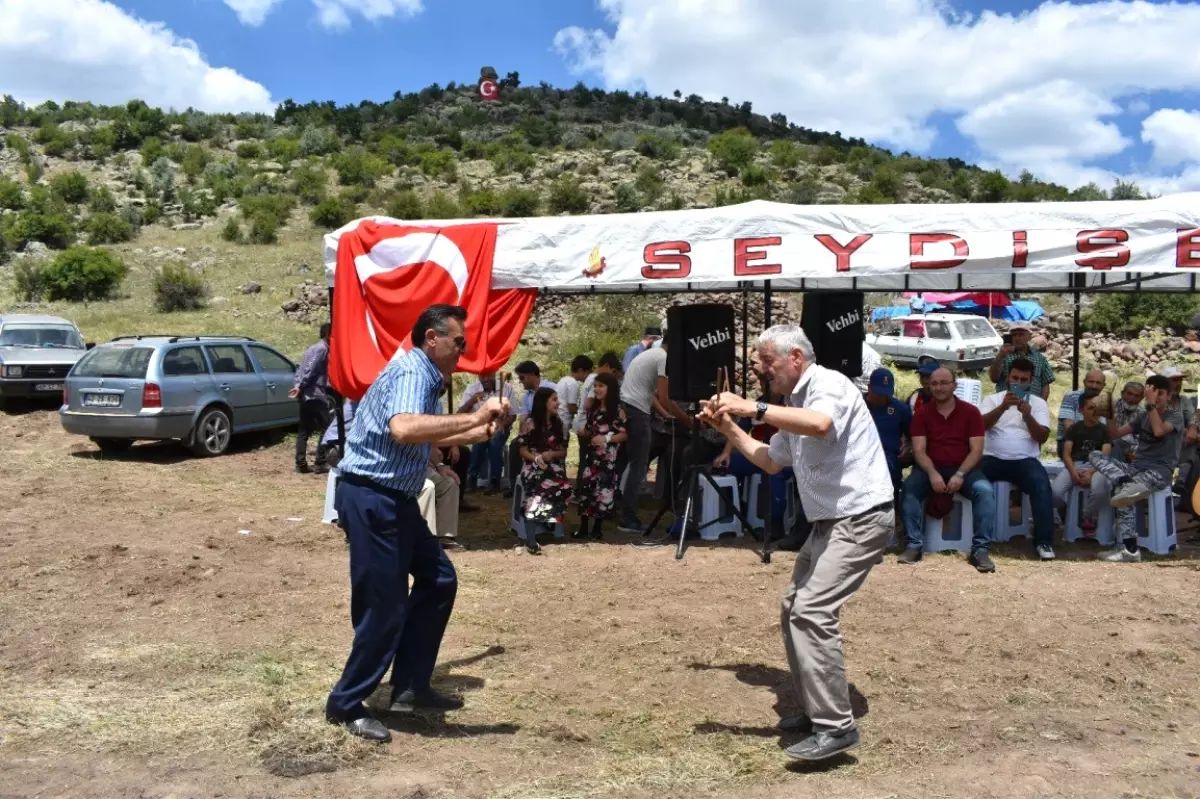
[312,0,423,31]
[223,0,284,26]
[554,0,1200,191]
[1142,108,1200,168]
[0,0,274,112]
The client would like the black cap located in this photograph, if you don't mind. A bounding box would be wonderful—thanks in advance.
[644,326,662,337]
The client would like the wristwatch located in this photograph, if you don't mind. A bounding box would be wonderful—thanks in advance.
[755,401,768,421]
[954,471,966,479]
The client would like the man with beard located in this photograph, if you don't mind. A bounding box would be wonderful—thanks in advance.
[702,324,893,762]
[988,321,1055,400]
[1105,382,1145,463]
[1056,369,1107,459]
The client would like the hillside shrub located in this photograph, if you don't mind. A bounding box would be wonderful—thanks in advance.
[88,186,117,213]
[290,164,328,204]
[548,176,589,214]
[86,212,137,244]
[41,246,127,301]
[614,182,639,213]
[236,141,263,159]
[309,195,358,229]
[707,127,758,175]
[7,209,75,250]
[769,140,802,170]
[0,177,23,210]
[386,189,423,220]
[221,217,243,242]
[424,191,461,219]
[1084,295,1200,335]
[49,171,89,204]
[499,186,540,217]
[12,258,47,301]
[153,262,210,312]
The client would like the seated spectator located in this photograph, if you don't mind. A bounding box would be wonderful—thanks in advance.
[1105,381,1145,463]
[505,361,556,498]
[459,373,517,494]
[1056,368,1107,458]
[978,357,1057,561]
[320,399,357,468]
[1089,374,1185,562]
[425,454,462,549]
[907,359,939,413]
[988,321,1054,399]
[1162,367,1198,500]
[573,351,623,488]
[865,368,912,515]
[514,387,573,555]
[900,368,996,571]
[1051,396,1111,535]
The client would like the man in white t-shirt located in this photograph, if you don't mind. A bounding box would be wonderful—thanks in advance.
[978,357,1057,561]
[458,373,518,493]
[557,355,592,433]
[505,361,556,498]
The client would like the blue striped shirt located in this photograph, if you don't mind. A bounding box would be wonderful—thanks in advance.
[338,348,444,497]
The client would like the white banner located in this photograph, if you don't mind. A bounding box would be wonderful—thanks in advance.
[325,194,1200,293]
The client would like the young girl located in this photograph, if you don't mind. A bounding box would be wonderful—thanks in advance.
[516,387,573,554]
[575,372,627,540]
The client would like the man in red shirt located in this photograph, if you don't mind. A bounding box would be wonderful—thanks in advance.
[899,367,998,572]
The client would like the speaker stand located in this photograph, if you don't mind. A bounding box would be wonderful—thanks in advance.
[637,412,759,561]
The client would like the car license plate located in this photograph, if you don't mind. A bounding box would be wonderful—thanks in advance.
[84,393,122,407]
[35,383,64,392]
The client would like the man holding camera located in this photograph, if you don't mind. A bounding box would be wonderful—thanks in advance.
[988,322,1054,400]
[703,324,893,762]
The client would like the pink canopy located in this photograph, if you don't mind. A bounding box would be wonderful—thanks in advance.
[903,291,1012,307]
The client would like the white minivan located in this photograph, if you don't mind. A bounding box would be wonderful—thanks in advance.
[867,313,1002,371]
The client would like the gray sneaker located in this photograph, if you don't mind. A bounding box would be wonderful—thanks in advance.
[1110,480,1152,508]
[1036,544,1056,561]
[1099,545,1141,562]
[785,728,860,761]
[618,520,646,534]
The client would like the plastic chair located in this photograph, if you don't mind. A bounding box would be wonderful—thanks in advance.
[509,477,565,542]
[992,481,1032,542]
[694,473,743,541]
[922,494,975,554]
[954,378,983,407]
[1063,483,1115,546]
[1133,487,1178,556]
[322,467,339,524]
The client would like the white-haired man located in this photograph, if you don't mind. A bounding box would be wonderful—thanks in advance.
[702,324,893,762]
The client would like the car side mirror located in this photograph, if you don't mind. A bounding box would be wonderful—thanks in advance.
[86,342,96,350]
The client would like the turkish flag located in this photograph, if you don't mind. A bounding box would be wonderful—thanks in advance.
[330,220,536,400]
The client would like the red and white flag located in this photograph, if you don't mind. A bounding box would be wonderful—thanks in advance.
[330,221,535,400]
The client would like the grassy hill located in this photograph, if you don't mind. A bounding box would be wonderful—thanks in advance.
[0,80,1175,378]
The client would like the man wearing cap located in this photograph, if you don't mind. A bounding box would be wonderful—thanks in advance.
[907,358,939,413]
[865,368,912,514]
[988,322,1054,399]
[623,327,662,373]
[1056,369,1107,459]
[1162,367,1198,499]
[1105,381,1145,463]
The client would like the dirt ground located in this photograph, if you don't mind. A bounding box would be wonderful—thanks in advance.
[2,404,1199,799]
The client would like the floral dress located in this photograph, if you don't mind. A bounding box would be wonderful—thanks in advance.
[516,429,575,524]
[577,409,626,519]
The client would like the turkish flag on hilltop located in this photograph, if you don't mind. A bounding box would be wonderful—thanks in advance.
[330,220,536,400]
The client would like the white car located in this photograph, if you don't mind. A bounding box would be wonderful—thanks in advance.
[867,313,1002,371]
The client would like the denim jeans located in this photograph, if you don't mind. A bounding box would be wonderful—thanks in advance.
[980,456,1055,548]
[620,403,654,527]
[902,466,995,553]
[469,425,509,485]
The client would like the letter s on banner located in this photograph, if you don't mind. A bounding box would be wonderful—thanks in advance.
[1076,229,1130,270]
[1178,229,1200,268]
[910,233,969,270]
[643,241,692,279]
[733,236,782,276]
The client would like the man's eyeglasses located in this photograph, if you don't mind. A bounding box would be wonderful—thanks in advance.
[929,380,954,387]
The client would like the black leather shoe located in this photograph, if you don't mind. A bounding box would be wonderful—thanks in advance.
[389,687,465,713]
[785,728,859,761]
[969,549,996,573]
[327,714,391,743]
[898,547,922,564]
[777,714,812,733]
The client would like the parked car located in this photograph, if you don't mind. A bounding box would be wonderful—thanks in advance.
[866,313,1002,371]
[0,314,92,408]
[60,335,301,456]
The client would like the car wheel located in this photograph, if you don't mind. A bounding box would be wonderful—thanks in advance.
[190,406,232,457]
[91,437,134,454]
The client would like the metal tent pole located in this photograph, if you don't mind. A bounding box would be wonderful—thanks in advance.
[741,288,749,395]
[328,286,346,449]
[1072,277,1082,391]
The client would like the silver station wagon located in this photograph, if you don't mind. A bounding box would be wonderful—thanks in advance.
[60,335,301,456]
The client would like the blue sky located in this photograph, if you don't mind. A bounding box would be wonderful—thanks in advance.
[4,0,1200,192]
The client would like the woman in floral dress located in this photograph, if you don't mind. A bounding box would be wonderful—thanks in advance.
[516,387,573,554]
[574,372,627,540]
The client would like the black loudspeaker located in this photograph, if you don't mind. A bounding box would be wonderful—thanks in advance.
[666,304,737,403]
[800,292,864,379]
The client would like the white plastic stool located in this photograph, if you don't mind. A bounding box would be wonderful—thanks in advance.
[509,477,565,542]
[1064,483,1115,545]
[743,473,768,533]
[322,467,340,524]
[782,476,801,533]
[696,473,743,541]
[992,481,1032,542]
[1134,487,1178,555]
[922,494,974,553]
[954,378,983,407]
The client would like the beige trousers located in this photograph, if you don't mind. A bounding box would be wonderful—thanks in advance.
[780,503,893,735]
[422,467,460,539]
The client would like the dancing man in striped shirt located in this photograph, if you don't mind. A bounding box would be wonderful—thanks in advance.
[325,304,508,743]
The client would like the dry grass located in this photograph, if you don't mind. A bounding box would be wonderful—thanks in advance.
[1,406,1199,798]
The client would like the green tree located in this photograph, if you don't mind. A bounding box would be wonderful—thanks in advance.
[1085,295,1200,335]
[499,186,540,217]
[41,246,127,301]
[769,140,802,170]
[0,177,24,210]
[309,195,358,228]
[386,189,424,220]
[86,212,137,244]
[221,216,243,242]
[707,127,759,175]
[548,175,589,214]
[977,170,1011,203]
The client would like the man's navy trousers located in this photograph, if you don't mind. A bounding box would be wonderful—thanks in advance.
[325,473,458,720]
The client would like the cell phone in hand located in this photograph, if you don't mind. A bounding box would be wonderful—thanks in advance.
[1002,333,1013,345]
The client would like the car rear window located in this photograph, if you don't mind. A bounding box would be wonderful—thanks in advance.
[72,346,154,379]
[955,319,996,340]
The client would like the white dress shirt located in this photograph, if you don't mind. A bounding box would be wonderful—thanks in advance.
[767,364,894,521]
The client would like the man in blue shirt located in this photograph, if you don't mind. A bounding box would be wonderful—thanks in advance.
[325,305,509,743]
[865,368,912,511]
[621,326,662,372]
